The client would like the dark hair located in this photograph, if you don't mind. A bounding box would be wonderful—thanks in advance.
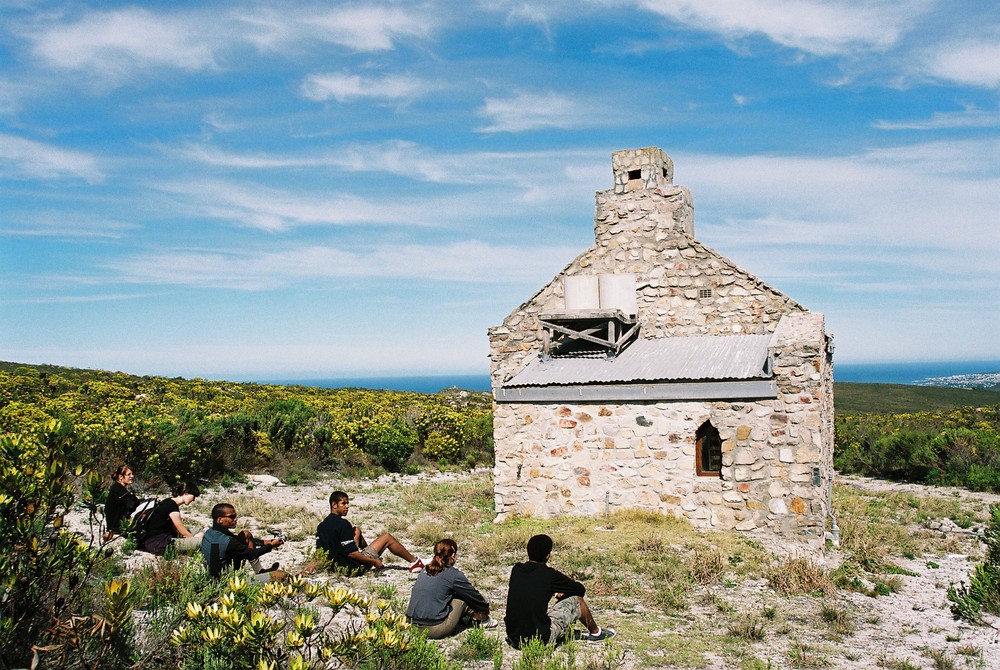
[425,539,458,576]
[330,491,348,506]
[211,503,234,522]
[172,480,200,498]
[111,464,133,481]
[526,534,553,562]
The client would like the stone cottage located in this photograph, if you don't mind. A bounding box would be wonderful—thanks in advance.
[488,147,835,547]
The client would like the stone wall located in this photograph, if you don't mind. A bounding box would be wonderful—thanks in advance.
[492,312,832,547]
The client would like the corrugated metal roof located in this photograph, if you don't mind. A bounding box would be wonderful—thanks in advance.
[504,334,773,387]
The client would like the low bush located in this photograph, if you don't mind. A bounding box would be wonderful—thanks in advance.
[948,502,1000,624]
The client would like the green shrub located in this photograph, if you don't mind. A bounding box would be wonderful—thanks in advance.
[364,419,418,470]
[0,423,133,669]
[948,502,1000,623]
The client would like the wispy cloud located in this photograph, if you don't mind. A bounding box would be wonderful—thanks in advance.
[874,106,1000,130]
[0,133,102,181]
[19,5,435,87]
[155,179,436,231]
[301,72,435,102]
[634,0,930,56]
[0,211,134,238]
[106,241,580,290]
[477,91,598,132]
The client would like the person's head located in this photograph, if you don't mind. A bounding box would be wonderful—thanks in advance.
[212,503,238,529]
[172,480,200,504]
[329,491,349,516]
[526,534,553,563]
[112,465,134,485]
[425,538,458,576]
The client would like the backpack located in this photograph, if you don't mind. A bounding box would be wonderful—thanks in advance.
[129,498,159,543]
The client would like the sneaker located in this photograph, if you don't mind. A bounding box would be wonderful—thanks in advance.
[478,617,498,629]
[408,559,425,573]
[584,627,615,642]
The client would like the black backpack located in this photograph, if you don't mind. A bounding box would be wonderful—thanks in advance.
[129,498,159,543]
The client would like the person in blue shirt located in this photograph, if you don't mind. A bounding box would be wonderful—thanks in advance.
[406,538,496,638]
[201,502,288,583]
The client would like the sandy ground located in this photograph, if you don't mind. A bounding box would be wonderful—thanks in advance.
[71,470,1000,669]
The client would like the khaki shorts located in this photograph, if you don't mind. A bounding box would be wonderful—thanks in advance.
[354,545,380,574]
[547,597,581,644]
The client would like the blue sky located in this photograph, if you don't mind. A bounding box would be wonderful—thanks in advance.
[1,1,998,380]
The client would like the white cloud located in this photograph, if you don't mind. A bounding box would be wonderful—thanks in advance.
[301,72,434,102]
[477,91,598,132]
[635,0,930,56]
[920,39,1000,88]
[0,133,103,181]
[106,241,581,290]
[29,8,218,77]
[300,6,434,51]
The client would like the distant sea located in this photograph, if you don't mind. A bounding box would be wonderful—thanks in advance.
[834,360,1000,385]
[260,361,1000,393]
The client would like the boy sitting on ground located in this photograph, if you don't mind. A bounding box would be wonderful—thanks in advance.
[316,490,423,574]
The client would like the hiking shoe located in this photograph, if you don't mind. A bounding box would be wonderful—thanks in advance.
[478,617,498,629]
[408,559,425,573]
[584,627,615,642]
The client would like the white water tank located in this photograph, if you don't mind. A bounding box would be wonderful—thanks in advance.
[563,275,600,310]
[599,274,637,315]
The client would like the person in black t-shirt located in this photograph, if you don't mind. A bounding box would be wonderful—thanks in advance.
[504,534,615,648]
[316,490,424,574]
[140,480,204,556]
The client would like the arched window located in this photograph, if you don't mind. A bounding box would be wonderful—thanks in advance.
[696,420,722,477]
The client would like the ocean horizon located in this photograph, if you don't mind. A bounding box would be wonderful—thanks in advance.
[259,360,1000,394]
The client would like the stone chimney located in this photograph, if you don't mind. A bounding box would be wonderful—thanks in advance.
[595,146,695,245]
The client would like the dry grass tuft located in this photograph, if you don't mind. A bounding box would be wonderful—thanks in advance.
[768,557,834,596]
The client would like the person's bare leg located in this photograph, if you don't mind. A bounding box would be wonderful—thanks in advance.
[367,533,416,562]
[578,596,600,634]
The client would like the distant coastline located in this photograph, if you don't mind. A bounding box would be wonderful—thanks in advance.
[259,360,1000,394]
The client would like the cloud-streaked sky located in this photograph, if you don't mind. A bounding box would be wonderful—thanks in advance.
[2,0,998,379]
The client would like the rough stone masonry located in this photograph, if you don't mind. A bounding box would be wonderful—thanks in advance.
[489,147,835,548]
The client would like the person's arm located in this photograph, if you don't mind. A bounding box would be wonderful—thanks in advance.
[451,569,489,612]
[550,568,586,598]
[168,510,194,538]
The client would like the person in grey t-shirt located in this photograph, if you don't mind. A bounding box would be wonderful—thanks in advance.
[406,538,496,639]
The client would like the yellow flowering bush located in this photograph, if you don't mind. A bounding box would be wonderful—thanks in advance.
[169,574,440,670]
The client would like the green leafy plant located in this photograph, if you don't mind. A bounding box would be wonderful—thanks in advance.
[948,502,1000,623]
[0,422,131,669]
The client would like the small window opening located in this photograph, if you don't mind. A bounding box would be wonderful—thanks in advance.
[696,420,722,477]
[627,169,641,180]
[699,288,713,299]
[662,167,669,179]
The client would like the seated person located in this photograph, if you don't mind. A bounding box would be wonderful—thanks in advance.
[201,503,289,583]
[316,490,423,574]
[504,534,615,648]
[406,538,495,639]
[139,480,204,556]
[104,464,140,540]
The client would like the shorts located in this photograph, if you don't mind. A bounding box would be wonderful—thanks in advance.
[354,545,380,574]
[547,597,581,645]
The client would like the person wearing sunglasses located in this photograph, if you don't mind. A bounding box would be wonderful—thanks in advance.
[201,503,288,583]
